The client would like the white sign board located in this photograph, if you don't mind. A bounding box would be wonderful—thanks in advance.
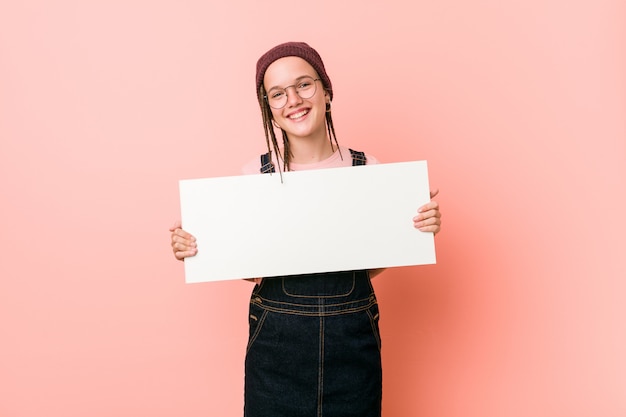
[179,161,435,283]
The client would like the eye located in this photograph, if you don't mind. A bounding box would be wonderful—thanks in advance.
[298,80,312,89]
[270,90,285,100]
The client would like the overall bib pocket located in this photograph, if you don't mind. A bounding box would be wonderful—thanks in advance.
[281,271,356,298]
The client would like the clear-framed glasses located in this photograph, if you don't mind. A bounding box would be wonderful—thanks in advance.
[265,76,321,109]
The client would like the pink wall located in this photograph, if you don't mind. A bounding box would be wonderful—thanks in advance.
[1,1,624,416]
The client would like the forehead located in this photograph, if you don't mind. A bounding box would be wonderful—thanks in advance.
[263,56,319,89]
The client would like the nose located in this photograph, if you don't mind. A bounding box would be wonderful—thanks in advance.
[284,86,303,107]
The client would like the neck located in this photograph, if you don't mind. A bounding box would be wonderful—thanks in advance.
[288,135,335,164]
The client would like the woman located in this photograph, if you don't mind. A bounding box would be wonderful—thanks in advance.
[170,42,441,417]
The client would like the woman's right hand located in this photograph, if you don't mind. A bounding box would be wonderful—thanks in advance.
[169,221,260,284]
[169,220,197,261]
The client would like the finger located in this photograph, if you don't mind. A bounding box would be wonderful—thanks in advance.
[415,209,442,222]
[429,188,439,199]
[418,224,441,234]
[413,215,441,228]
[418,200,439,214]
[413,216,441,235]
[171,238,197,257]
[172,238,197,250]
[174,248,198,261]
[416,207,441,224]
[172,228,196,242]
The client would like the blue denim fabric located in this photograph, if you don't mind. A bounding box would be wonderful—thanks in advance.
[244,270,382,417]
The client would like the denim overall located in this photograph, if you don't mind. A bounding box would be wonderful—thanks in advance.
[244,150,382,417]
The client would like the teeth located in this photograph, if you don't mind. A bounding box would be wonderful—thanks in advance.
[289,109,308,119]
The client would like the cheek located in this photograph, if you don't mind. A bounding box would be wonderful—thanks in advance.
[316,97,329,114]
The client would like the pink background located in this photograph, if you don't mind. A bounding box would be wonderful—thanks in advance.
[1,1,625,416]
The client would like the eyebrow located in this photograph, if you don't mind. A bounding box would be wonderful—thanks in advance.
[266,75,316,91]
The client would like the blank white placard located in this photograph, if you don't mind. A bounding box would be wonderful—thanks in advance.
[179,161,435,283]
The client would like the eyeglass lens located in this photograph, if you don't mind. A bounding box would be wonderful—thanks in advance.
[266,77,318,109]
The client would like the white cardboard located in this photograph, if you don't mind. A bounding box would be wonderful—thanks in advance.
[179,161,435,283]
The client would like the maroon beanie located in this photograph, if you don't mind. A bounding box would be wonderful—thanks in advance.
[256,42,333,101]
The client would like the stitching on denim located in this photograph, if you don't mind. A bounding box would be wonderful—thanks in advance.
[253,294,372,309]
[367,307,382,352]
[246,308,268,353]
[318,312,324,417]
[252,279,267,296]
[281,272,356,298]
[250,299,376,317]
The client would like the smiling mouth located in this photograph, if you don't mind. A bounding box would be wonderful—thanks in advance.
[288,109,309,120]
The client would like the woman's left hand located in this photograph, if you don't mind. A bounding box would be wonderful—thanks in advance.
[413,189,442,235]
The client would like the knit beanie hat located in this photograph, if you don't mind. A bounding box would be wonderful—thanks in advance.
[256,42,333,101]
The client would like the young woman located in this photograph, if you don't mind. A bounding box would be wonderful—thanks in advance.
[170,42,441,417]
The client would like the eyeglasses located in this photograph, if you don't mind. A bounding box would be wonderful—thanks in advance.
[265,76,321,109]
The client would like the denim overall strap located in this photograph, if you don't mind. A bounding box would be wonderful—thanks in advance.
[349,148,367,166]
[260,152,275,173]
